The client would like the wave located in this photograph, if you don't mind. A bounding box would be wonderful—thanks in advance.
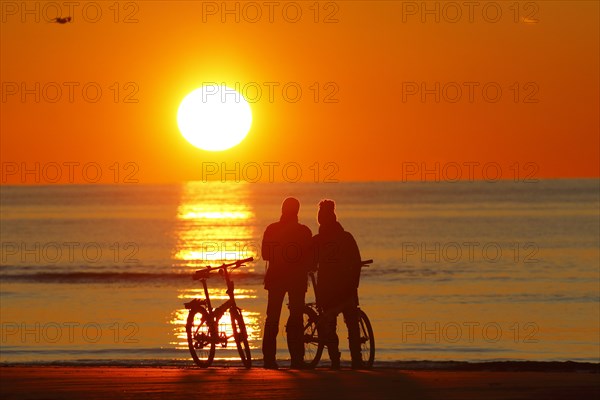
[0,271,266,284]
[0,263,458,284]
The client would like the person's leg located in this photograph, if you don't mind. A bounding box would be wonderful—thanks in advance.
[343,296,363,368]
[262,289,285,368]
[286,289,306,368]
[319,306,341,369]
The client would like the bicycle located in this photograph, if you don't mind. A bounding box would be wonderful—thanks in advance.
[302,259,375,369]
[184,257,253,368]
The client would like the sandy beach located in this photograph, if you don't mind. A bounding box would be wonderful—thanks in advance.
[1,364,598,400]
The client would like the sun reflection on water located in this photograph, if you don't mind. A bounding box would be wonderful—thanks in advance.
[177,287,256,300]
[172,181,259,269]
[170,182,261,358]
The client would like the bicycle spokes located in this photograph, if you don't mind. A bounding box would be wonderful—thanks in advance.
[302,305,324,368]
[186,307,216,367]
[358,310,375,368]
[231,309,252,368]
[193,331,211,349]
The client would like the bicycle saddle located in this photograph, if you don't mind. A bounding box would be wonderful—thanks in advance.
[184,298,207,309]
[193,269,212,280]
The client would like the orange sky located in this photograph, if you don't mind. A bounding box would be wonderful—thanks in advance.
[1,1,598,184]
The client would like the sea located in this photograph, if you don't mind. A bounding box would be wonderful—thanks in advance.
[1,179,599,365]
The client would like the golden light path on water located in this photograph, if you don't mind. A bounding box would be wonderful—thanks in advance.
[172,182,258,266]
[170,182,261,359]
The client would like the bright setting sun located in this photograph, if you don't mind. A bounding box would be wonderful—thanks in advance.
[1,2,599,398]
[177,85,253,151]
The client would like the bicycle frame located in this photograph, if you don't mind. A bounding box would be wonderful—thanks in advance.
[185,257,253,368]
[196,268,239,344]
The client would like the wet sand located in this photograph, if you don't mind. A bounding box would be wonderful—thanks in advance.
[1,365,599,400]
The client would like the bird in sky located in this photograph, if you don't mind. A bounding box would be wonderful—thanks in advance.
[49,17,72,24]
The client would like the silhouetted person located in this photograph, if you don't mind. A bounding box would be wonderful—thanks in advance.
[312,199,363,369]
[262,197,313,369]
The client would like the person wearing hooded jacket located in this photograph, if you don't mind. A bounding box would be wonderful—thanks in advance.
[261,197,313,369]
[312,199,364,370]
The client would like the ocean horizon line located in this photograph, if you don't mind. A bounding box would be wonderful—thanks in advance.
[1,177,599,188]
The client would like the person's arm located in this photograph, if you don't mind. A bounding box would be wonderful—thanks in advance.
[261,226,272,261]
[346,233,362,288]
[302,227,317,272]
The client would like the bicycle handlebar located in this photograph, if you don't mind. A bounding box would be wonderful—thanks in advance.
[215,257,254,270]
[193,257,254,279]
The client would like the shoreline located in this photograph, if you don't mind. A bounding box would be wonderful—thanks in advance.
[1,360,599,372]
[1,364,599,400]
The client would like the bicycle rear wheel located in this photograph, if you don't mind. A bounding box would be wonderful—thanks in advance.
[186,307,216,368]
[302,305,324,368]
[230,308,252,368]
[358,309,375,368]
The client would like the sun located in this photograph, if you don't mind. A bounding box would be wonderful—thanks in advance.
[177,85,253,151]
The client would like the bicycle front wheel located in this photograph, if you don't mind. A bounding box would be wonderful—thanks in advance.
[186,307,216,368]
[230,308,252,368]
[358,309,375,368]
[303,305,324,368]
